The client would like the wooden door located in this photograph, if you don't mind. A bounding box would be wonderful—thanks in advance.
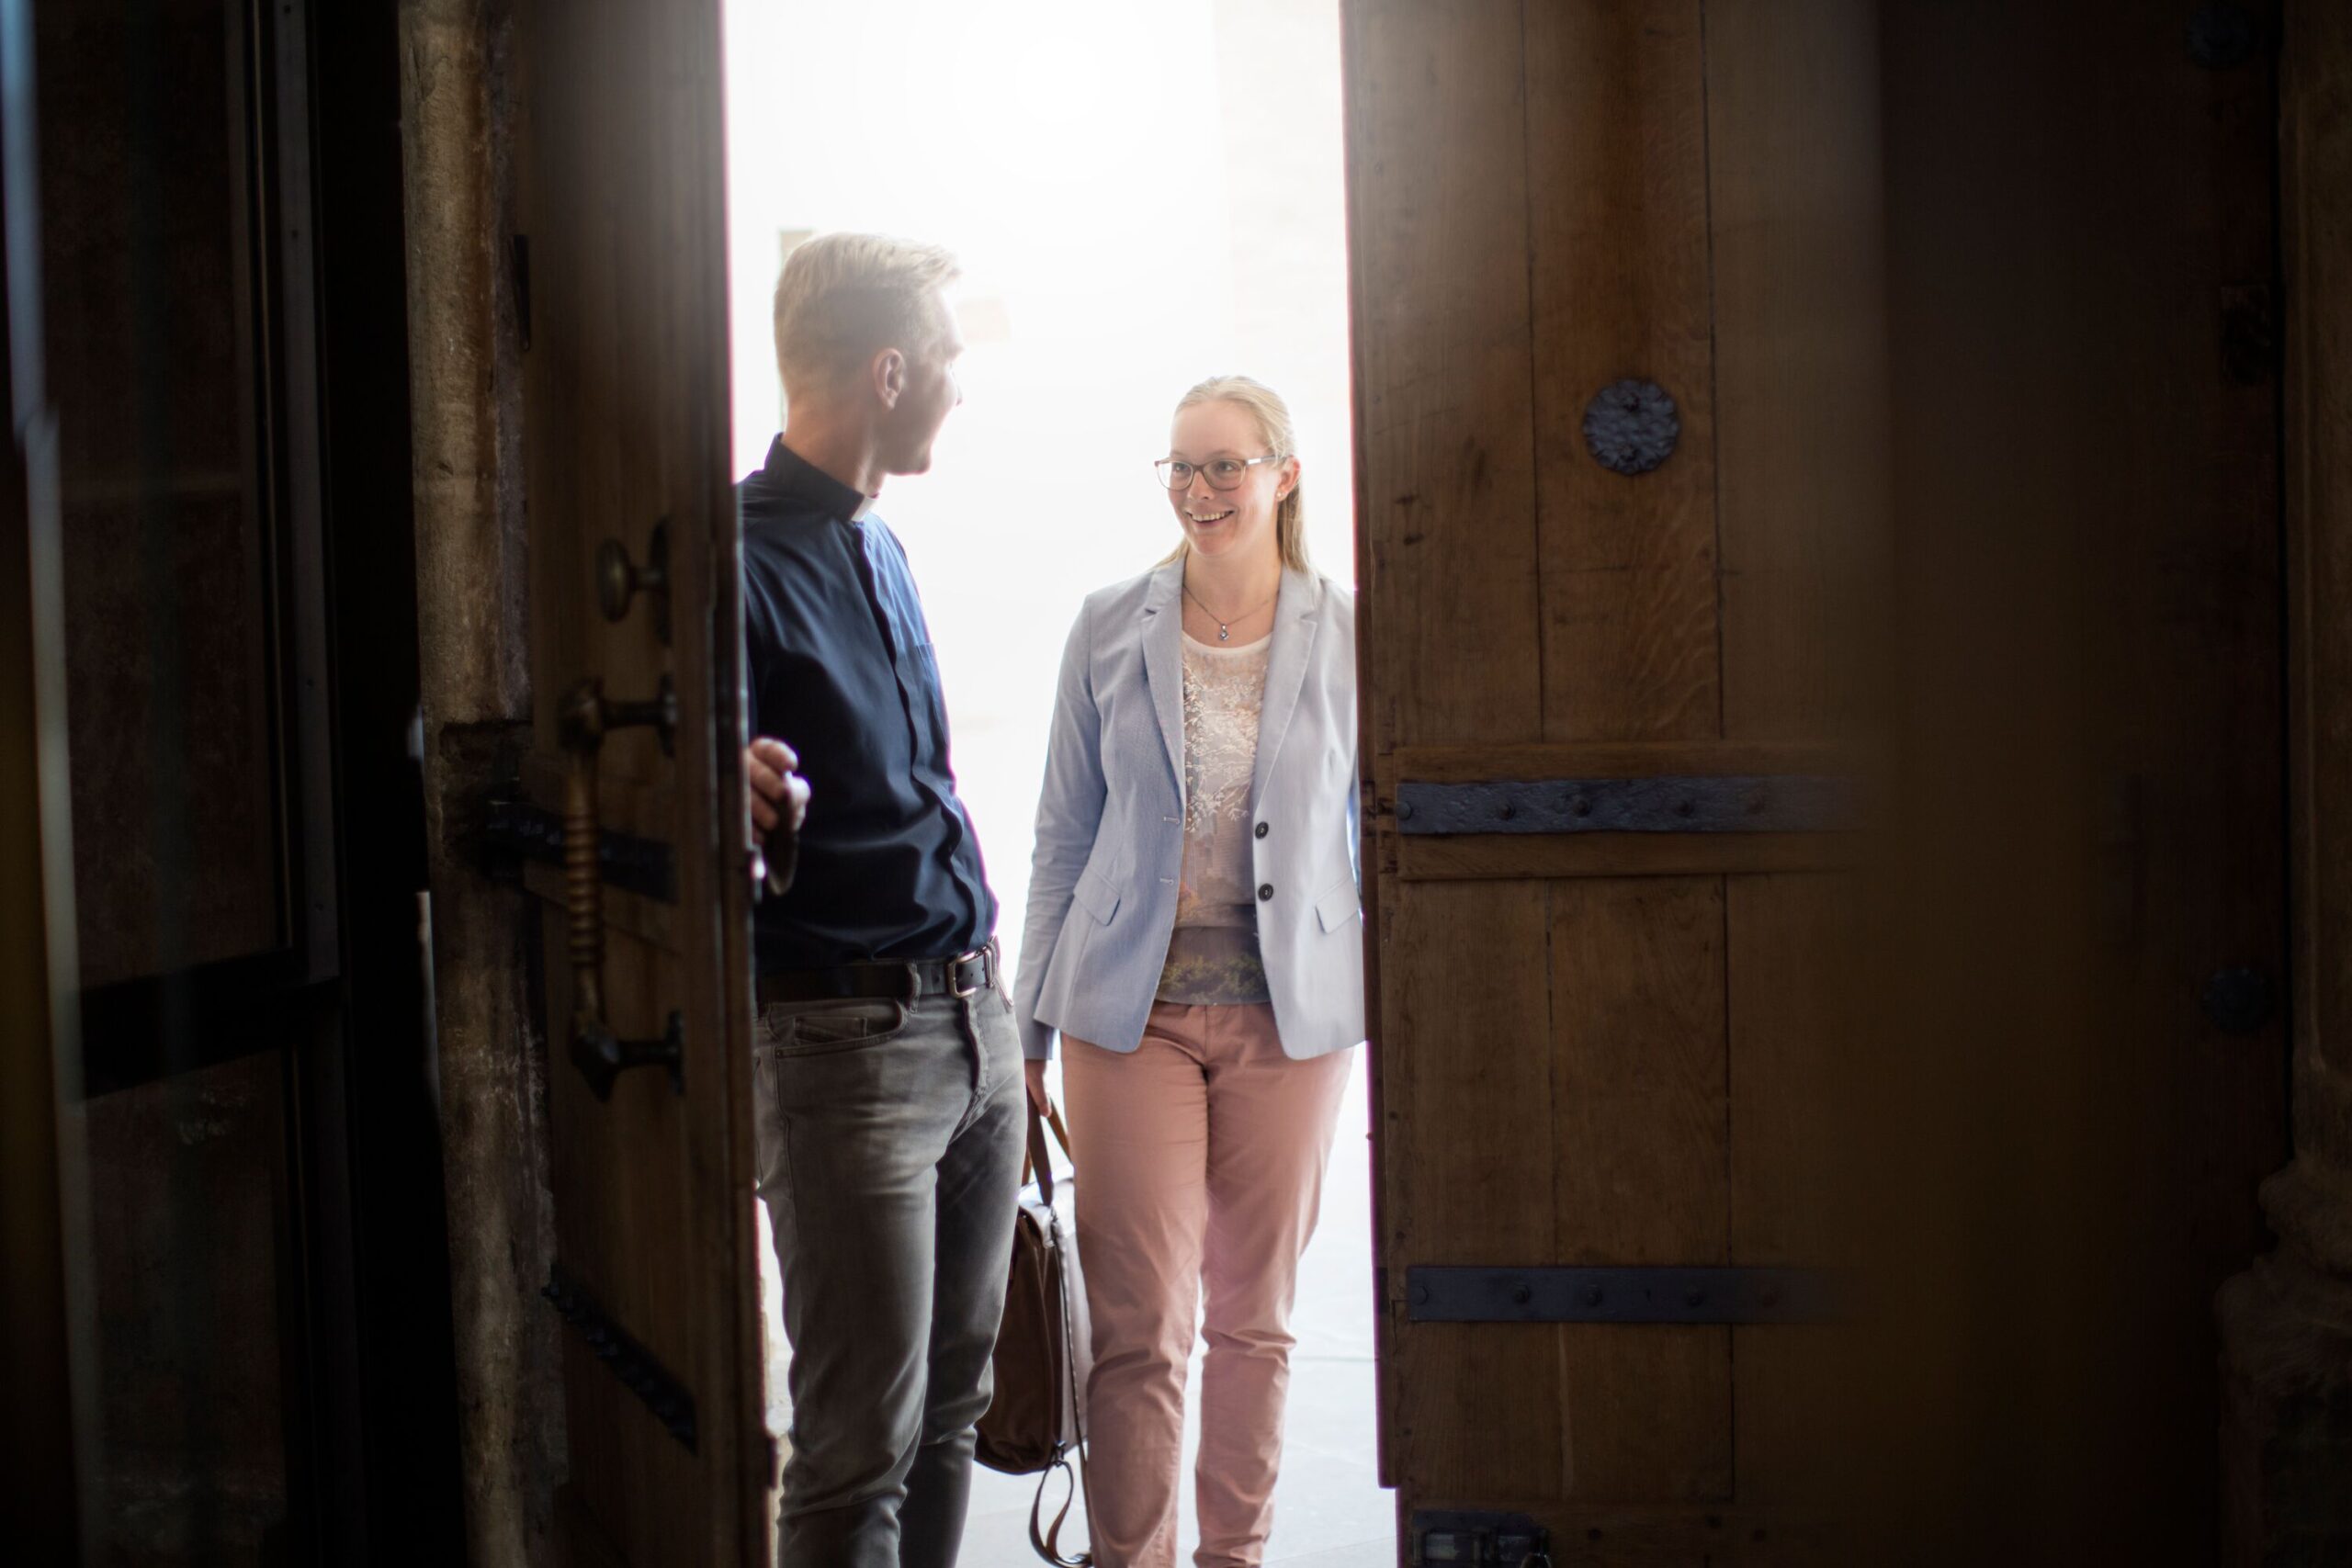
[1344,2,2284,1562]
[513,0,767,1562]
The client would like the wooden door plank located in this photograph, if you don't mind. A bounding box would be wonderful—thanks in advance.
[1343,0,1542,753]
[1384,877,1561,1498]
[516,0,764,1559]
[1726,874,1855,1508]
[1702,0,1886,1515]
[1708,0,1888,744]
[1398,832,1849,883]
[1549,876,1730,1500]
[1392,741,1860,784]
[1524,0,1718,744]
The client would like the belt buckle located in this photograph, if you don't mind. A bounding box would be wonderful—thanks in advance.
[949,947,986,999]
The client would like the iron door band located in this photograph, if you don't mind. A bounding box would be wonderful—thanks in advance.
[543,1263,699,1450]
[482,795,677,902]
[1393,774,1856,836]
[1407,1265,1838,1325]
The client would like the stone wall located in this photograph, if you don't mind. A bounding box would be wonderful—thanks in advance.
[396,3,561,1564]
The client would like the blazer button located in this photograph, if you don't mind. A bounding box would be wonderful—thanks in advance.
[1254,821,1270,840]
[1257,883,1274,902]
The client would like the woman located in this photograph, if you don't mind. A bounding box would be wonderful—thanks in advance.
[1014,375,1363,1567]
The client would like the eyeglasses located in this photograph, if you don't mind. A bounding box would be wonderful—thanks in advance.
[1154,454,1283,491]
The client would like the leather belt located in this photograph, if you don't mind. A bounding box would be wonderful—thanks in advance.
[756,939,1000,1008]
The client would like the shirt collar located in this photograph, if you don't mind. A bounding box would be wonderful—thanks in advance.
[763,435,876,524]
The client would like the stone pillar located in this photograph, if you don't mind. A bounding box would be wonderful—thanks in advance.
[396,3,562,1565]
[2216,7,2352,1563]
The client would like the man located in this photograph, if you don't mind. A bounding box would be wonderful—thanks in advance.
[740,231,1023,1568]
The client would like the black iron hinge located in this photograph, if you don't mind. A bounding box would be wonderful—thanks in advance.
[542,1264,696,1451]
[479,795,676,904]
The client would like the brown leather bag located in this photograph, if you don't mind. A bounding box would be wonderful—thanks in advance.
[977,1097,1094,1565]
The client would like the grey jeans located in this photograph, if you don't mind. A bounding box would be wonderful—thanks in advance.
[753,978,1025,1568]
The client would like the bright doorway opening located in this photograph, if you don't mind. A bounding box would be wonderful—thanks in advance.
[721,1,1382,1561]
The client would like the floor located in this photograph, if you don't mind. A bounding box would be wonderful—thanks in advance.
[761,1060,1395,1566]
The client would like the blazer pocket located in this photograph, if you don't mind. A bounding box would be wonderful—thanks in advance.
[1313,877,1361,933]
[1071,868,1123,926]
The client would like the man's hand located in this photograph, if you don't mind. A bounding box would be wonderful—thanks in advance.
[745,737,809,891]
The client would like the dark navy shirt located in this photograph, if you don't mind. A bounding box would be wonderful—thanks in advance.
[741,437,995,969]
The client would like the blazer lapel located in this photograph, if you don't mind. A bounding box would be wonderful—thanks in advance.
[1250,570,1320,812]
[1141,558,1187,809]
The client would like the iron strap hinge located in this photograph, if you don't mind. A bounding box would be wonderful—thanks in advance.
[481,795,677,903]
[1392,774,1857,836]
[542,1264,699,1450]
[1406,1265,1838,1325]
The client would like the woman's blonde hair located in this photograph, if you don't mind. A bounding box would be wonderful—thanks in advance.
[1164,375,1312,574]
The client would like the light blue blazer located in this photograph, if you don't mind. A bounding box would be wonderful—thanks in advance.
[1015,558,1364,1062]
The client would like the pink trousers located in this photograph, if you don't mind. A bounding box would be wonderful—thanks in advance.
[1061,1001,1355,1568]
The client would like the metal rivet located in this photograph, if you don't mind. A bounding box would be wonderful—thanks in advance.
[1685,1289,1706,1307]
[1510,1281,1532,1305]
[1396,799,1415,820]
[1496,801,1516,821]
[1570,795,1591,817]
[1582,378,1680,476]
[1582,1286,1603,1306]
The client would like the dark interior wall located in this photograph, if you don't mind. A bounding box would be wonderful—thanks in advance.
[34,0,466,1560]
[44,0,282,990]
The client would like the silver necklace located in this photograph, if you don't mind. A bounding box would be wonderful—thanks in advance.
[1182,580,1278,642]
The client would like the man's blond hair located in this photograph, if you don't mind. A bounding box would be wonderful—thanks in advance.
[772,232,961,399]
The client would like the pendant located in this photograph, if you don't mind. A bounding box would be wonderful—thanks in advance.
[1218,624,1231,642]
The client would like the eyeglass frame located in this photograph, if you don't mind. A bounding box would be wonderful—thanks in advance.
[1153,453,1286,492]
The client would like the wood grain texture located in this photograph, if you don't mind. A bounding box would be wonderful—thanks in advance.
[1344,0,1543,751]
[1394,740,1859,784]
[1708,0,1888,742]
[1702,3,1885,1515]
[1398,833,1849,883]
[1727,874,1857,1508]
[515,0,765,1559]
[1384,877,1560,1499]
[1524,0,1719,743]
[1551,877,1731,1500]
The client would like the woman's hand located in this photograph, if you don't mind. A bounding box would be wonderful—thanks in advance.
[1024,1058,1050,1114]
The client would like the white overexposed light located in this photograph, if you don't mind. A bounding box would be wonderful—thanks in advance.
[723,0,1354,996]
[725,7,1374,1561]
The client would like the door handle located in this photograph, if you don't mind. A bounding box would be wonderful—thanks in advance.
[559,675,684,1097]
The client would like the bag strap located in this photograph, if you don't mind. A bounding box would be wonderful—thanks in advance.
[1026,1451,1091,1567]
[1019,1095,1076,1206]
[1020,1198,1099,1567]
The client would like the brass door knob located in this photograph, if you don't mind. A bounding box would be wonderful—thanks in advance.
[596,520,671,644]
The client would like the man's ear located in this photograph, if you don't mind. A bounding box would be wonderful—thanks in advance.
[873,347,907,411]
